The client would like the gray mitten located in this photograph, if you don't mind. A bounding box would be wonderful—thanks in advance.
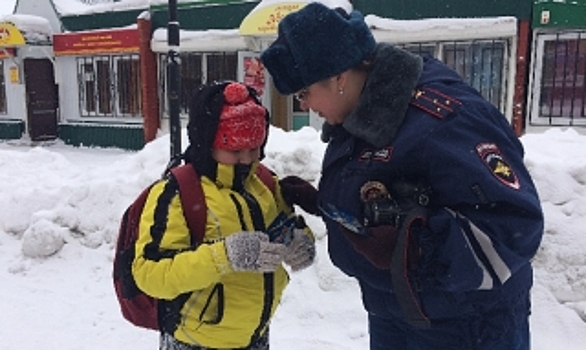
[225,231,286,272]
[284,229,316,272]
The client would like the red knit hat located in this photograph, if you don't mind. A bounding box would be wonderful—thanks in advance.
[213,82,267,150]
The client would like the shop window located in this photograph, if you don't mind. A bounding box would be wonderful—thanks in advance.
[530,32,586,126]
[289,39,510,130]
[160,52,237,117]
[116,58,141,115]
[179,54,202,115]
[206,53,237,84]
[96,59,112,115]
[443,40,506,110]
[287,37,511,130]
[397,40,508,112]
[77,54,141,119]
[0,61,6,114]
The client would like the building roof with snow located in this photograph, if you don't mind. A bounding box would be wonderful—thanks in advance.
[0,14,52,45]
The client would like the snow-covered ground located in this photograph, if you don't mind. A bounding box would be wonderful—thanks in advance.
[1,126,586,349]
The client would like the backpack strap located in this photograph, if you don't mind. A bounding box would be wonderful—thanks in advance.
[256,163,276,194]
[170,165,206,247]
[170,163,276,247]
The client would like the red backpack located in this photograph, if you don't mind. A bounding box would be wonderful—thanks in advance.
[113,163,275,330]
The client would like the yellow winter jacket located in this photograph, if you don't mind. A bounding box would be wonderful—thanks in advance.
[132,162,295,348]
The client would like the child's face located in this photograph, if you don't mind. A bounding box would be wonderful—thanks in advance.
[212,147,261,165]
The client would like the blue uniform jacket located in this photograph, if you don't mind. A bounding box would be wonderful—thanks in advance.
[318,45,544,332]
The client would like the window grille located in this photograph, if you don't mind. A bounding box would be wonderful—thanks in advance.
[293,39,510,130]
[117,58,141,115]
[530,31,586,126]
[159,52,237,117]
[398,39,509,113]
[179,54,202,115]
[76,54,141,119]
[443,40,506,110]
[206,53,237,84]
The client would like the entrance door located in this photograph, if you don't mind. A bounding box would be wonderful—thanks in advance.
[24,58,58,141]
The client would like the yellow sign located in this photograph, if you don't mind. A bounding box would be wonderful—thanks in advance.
[239,2,306,36]
[0,22,26,47]
[9,66,20,84]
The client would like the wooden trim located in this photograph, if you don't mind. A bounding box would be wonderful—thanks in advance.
[512,19,531,136]
[138,18,160,143]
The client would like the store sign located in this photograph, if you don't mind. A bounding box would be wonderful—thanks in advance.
[239,3,305,35]
[0,22,26,47]
[53,29,139,56]
[0,48,15,58]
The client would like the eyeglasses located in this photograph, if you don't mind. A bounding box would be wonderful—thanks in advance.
[294,88,309,103]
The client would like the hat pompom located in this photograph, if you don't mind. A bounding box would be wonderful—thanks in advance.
[210,82,268,150]
[224,82,250,105]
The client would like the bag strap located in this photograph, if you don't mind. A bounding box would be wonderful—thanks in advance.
[169,163,276,247]
[390,207,430,329]
[170,165,206,247]
[255,163,276,194]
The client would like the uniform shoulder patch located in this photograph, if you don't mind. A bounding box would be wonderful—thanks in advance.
[410,87,462,119]
[476,143,520,190]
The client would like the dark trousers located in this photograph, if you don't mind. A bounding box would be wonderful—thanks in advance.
[369,313,530,350]
[159,331,269,350]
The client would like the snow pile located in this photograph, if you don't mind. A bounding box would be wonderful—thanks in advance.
[1,127,586,349]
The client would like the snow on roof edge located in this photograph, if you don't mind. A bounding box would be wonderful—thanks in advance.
[0,14,53,44]
[367,15,518,43]
[151,28,247,52]
[53,0,150,17]
[150,14,518,50]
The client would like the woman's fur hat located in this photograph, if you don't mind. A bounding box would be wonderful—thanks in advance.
[260,2,376,95]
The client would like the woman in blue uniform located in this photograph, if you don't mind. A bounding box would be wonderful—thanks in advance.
[261,3,544,349]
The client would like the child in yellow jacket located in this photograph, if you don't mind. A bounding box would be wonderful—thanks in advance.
[132,81,317,350]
